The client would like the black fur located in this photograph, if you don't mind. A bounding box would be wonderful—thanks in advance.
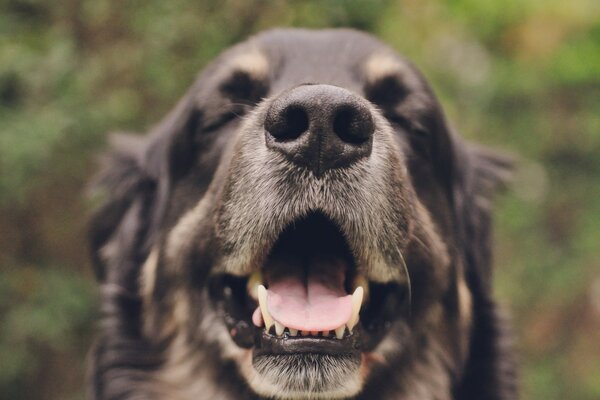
[88,28,517,400]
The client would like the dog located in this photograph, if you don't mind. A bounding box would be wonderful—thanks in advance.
[88,28,517,400]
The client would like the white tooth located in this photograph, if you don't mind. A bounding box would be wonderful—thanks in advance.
[335,325,345,339]
[247,271,263,300]
[275,322,285,336]
[257,285,274,330]
[353,274,369,301]
[347,286,364,332]
[289,328,298,336]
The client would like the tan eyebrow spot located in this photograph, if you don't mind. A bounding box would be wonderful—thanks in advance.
[229,48,269,79]
[364,52,421,91]
[365,53,403,83]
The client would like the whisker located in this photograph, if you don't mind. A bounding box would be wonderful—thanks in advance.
[412,235,430,255]
[228,102,252,108]
[398,250,412,317]
[229,109,246,118]
[412,236,429,251]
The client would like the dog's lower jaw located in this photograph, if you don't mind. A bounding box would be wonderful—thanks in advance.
[243,354,364,400]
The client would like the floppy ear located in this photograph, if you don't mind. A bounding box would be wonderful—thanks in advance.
[87,90,200,284]
[450,135,518,399]
[86,94,201,400]
[142,93,202,231]
[451,137,513,287]
[88,134,154,282]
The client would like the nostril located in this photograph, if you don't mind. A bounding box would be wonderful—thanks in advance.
[265,85,375,176]
[266,105,309,141]
[333,106,374,144]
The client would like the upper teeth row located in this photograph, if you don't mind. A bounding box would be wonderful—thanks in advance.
[256,284,365,339]
[248,271,369,301]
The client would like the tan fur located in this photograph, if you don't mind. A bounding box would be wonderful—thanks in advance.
[164,195,213,274]
[229,47,270,79]
[457,273,473,359]
[364,52,403,83]
[364,52,422,91]
[140,248,160,339]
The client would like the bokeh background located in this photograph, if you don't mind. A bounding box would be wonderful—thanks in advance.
[1,0,599,399]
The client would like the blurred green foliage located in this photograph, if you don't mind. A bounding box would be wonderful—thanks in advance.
[0,1,599,399]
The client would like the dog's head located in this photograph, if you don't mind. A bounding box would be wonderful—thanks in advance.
[89,29,513,399]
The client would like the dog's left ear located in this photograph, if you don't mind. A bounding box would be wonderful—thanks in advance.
[450,133,513,282]
[410,102,512,277]
[449,132,518,399]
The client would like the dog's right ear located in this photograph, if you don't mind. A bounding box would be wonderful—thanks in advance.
[87,133,154,281]
[88,90,200,283]
[141,93,203,233]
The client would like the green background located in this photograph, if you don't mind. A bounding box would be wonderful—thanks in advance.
[1,1,599,399]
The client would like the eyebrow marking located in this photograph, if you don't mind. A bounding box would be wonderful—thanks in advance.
[364,52,421,91]
[365,53,402,83]
[229,48,269,80]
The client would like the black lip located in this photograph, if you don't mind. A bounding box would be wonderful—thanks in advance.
[254,329,362,357]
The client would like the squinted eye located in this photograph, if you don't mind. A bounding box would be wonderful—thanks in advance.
[219,70,268,106]
[365,74,408,108]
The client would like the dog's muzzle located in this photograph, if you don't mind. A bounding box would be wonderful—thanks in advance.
[207,82,413,398]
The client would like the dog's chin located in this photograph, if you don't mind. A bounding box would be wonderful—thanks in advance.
[248,353,363,399]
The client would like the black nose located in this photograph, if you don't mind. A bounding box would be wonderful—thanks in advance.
[264,84,374,177]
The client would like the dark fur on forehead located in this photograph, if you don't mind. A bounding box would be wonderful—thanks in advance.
[87,28,517,400]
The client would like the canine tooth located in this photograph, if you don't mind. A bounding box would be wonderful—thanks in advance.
[353,274,369,301]
[247,271,263,300]
[289,328,298,336]
[335,325,345,339]
[257,285,274,330]
[275,322,285,336]
[347,286,364,332]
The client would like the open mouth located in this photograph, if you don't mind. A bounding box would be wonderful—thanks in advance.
[209,212,408,357]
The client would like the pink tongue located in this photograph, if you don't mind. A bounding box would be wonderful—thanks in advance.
[261,259,352,332]
[266,278,352,331]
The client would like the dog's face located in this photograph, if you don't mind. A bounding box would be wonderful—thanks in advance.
[90,29,512,400]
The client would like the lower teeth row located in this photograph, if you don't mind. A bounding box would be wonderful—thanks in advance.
[256,285,364,340]
[265,325,350,339]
